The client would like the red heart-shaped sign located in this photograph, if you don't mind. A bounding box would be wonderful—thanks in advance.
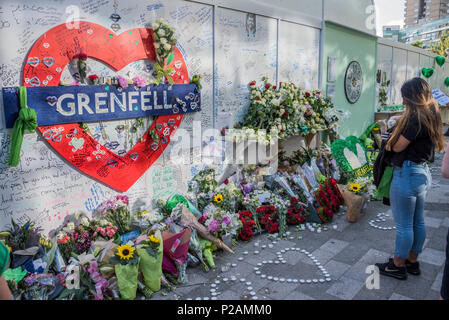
[22,21,189,192]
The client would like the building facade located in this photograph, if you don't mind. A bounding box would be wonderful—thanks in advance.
[383,25,405,41]
[403,16,449,47]
[405,0,449,27]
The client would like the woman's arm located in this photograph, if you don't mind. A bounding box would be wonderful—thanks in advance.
[0,275,12,300]
[442,143,449,179]
[391,135,411,153]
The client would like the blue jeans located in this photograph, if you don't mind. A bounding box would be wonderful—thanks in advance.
[390,160,432,259]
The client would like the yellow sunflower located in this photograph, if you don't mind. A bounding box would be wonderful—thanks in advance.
[149,234,160,244]
[116,244,135,260]
[349,183,362,193]
[213,194,223,204]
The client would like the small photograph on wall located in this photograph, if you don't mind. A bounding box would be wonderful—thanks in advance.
[246,13,256,37]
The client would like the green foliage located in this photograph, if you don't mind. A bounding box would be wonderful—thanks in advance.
[429,30,449,57]
[410,40,424,49]
[378,80,390,107]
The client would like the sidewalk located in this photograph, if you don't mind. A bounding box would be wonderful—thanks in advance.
[154,151,449,301]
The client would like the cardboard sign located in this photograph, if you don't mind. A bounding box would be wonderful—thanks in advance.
[432,88,449,106]
[18,21,192,192]
[3,84,200,128]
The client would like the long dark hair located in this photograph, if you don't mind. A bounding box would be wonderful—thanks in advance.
[386,77,446,153]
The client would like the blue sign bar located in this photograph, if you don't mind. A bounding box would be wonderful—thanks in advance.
[2,84,201,128]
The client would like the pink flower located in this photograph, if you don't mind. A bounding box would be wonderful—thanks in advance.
[132,76,147,88]
[222,216,231,226]
[118,75,128,89]
[208,219,220,234]
[71,81,80,86]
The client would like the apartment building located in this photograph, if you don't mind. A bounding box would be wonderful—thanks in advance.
[404,0,449,27]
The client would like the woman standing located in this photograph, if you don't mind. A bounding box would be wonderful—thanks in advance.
[376,78,447,280]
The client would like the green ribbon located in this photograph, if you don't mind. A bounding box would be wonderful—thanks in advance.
[9,86,38,167]
[155,63,174,85]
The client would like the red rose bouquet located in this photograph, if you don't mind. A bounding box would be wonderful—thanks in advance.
[238,210,257,241]
[257,205,279,234]
[287,197,307,225]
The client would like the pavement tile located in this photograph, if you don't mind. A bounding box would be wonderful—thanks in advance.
[319,239,350,255]
[425,217,443,229]
[283,291,316,300]
[431,270,444,292]
[394,277,434,300]
[419,247,446,266]
[442,217,449,228]
[258,281,297,300]
[322,260,352,280]
[326,276,365,300]
[389,293,413,300]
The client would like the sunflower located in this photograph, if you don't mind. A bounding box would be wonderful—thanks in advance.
[213,194,223,204]
[149,234,160,244]
[349,183,362,193]
[116,244,135,260]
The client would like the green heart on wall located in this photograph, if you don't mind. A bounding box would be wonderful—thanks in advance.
[436,56,446,67]
[422,67,434,78]
[331,136,370,175]
[445,77,449,87]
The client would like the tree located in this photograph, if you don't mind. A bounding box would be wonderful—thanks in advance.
[429,30,449,57]
[410,40,424,48]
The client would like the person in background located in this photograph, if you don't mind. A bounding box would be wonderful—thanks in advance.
[440,140,449,300]
[375,78,447,280]
[0,241,12,300]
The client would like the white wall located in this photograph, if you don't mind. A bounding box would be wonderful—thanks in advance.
[0,0,323,233]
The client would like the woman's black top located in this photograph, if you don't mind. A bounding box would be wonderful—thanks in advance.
[390,113,435,167]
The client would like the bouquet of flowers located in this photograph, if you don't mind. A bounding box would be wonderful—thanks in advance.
[236,77,341,141]
[199,204,241,240]
[108,242,139,300]
[152,18,177,84]
[287,197,307,225]
[96,195,131,235]
[348,176,376,198]
[256,205,279,234]
[188,168,219,212]
[136,231,163,292]
[238,210,257,241]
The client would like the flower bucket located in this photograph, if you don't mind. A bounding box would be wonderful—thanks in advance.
[337,184,366,223]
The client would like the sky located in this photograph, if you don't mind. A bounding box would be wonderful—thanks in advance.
[374,0,405,36]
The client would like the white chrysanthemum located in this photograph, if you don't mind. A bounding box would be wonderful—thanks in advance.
[163,43,171,51]
[157,29,166,37]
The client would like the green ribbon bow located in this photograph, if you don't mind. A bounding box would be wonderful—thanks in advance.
[9,86,38,167]
[155,63,174,85]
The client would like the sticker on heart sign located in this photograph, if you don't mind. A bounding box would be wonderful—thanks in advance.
[22,21,190,192]
[331,136,372,177]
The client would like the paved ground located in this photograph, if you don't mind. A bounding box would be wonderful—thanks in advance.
[152,147,449,301]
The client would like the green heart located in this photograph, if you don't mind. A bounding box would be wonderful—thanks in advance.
[445,77,449,87]
[422,68,434,78]
[331,136,369,174]
[436,56,446,67]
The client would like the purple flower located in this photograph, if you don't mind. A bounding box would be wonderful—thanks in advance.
[242,183,254,196]
[118,75,128,89]
[222,216,231,226]
[132,76,147,87]
[208,219,220,234]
